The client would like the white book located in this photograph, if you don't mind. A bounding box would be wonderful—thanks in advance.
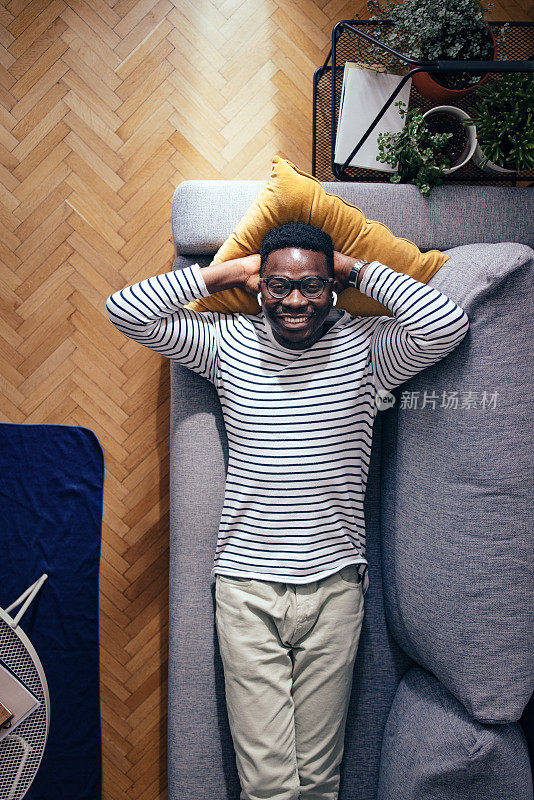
[0,662,40,741]
[334,62,412,171]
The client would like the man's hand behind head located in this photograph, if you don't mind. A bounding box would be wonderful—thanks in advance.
[334,252,370,291]
[201,253,261,296]
[239,254,261,295]
[333,251,356,291]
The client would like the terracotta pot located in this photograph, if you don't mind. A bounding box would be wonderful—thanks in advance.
[422,105,477,173]
[412,30,497,103]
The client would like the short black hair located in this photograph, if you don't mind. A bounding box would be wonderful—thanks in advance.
[260,222,334,277]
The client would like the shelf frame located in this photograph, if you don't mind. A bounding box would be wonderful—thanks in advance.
[312,20,534,184]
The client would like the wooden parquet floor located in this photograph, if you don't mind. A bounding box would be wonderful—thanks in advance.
[0,1,532,798]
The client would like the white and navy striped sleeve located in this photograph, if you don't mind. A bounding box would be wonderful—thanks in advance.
[106,264,219,383]
[357,261,469,393]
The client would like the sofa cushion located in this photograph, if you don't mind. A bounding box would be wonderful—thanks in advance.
[186,155,448,317]
[380,242,534,723]
[377,666,533,800]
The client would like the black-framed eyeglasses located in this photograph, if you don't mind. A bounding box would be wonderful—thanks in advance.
[261,276,334,299]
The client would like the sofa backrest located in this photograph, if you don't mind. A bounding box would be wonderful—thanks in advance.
[173,181,534,256]
[380,242,534,724]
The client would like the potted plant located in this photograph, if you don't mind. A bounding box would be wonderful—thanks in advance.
[422,106,477,173]
[359,0,503,103]
[463,73,534,174]
[376,101,456,196]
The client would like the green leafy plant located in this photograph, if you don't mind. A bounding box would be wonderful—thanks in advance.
[376,101,453,196]
[463,73,534,171]
[358,0,500,89]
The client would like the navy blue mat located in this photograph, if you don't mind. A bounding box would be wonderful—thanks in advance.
[0,424,103,800]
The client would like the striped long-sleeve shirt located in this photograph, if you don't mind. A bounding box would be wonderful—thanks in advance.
[106,260,469,594]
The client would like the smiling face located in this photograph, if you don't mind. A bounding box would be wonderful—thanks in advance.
[260,247,334,350]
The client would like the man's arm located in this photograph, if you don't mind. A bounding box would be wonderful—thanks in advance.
[200,254,260,294]
[334,253,469,393]
[333,252,371,291]
[106,256,260,382]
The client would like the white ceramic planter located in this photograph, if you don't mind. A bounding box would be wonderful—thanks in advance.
[471,142,516,175]
[422,105,477,174]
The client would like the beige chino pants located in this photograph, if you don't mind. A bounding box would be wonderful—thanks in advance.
[215,566,365,800]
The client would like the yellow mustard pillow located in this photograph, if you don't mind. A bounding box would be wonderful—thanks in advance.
[186,155,448,317]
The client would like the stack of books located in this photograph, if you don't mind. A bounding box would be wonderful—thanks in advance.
[0,662,40,740]
[334,62,412,171]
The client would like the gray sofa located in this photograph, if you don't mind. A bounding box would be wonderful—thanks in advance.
[168,181,534,800]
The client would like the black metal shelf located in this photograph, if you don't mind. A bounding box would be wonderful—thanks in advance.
[312,20,534,185]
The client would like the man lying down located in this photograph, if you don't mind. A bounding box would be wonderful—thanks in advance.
[106,222,469,800]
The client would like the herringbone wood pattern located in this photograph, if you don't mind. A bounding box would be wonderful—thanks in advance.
[0,1,531,798]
